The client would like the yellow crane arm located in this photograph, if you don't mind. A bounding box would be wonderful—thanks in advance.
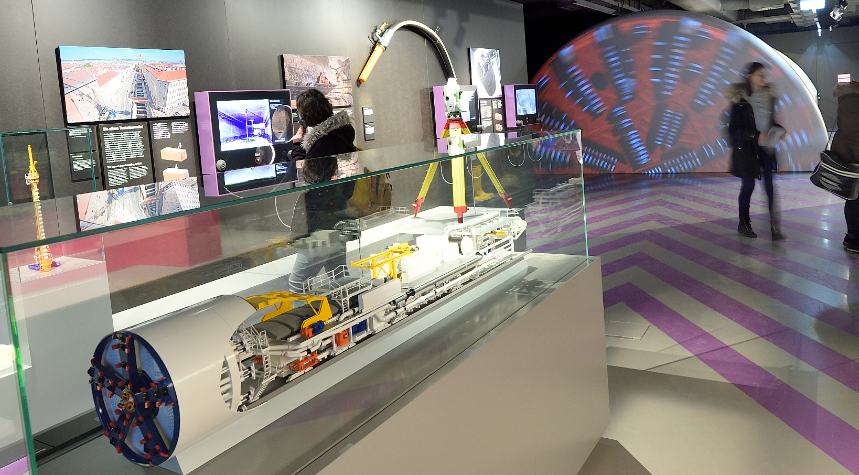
[245,292,333,338]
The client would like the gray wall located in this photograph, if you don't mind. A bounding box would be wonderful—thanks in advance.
[761,25,859,130]
[0,0,527,197]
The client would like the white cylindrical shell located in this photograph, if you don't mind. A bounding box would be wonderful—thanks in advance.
[460,236,475,255]
[442,241,460,262]
[126,295,256,455]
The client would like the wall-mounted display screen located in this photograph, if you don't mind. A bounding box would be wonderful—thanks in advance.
[504,85,537,127]
[195,90,295,196]
[282,54,352,107]
[58,46,189,124]
[515,88,537,116]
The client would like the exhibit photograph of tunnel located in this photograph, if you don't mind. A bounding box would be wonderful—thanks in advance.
[216,99,274,152]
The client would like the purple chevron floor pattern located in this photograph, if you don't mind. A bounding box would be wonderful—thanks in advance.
[588,173,859,475]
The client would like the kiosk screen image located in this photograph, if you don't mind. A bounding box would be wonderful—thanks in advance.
[515,87,536,116]
[217,99,274,152]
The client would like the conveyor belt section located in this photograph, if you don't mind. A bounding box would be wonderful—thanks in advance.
[89,332,179,466]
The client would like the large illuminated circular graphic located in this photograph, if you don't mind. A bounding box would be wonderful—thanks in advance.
[534,12,827,173]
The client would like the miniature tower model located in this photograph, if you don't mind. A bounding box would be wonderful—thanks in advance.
[25,145,58,272]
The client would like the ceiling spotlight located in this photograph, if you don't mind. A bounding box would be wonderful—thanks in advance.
[831,0,848,21]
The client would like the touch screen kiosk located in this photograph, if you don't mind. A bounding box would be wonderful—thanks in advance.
[195,90,295,196]
[503,84,538,128]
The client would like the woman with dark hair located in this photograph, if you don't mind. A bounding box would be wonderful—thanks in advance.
[833,81,859,253]
[287,89,357,293]
[727,62,786,240]
[290,88,356,183]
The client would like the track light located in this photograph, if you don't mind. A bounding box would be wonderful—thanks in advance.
[831,0,848,21]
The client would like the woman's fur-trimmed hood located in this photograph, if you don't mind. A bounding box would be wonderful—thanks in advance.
[302,110,354,151]
[834,82,859,99]
[726,83,778,104]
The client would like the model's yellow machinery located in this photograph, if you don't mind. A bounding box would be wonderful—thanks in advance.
[350,243,418,280]
[245,292,333,338]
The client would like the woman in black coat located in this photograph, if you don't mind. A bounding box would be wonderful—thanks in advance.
[727,62,785,240]
[833,81,859,253]
[286,89,357,293]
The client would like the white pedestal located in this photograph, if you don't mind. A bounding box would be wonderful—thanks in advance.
[158,258,530,474]
[315,256,608,475]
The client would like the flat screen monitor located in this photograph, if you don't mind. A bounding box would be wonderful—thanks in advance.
[503,84,538,127]
[196,90,295,196]
[515,88,537,116]
[58,46,189,124]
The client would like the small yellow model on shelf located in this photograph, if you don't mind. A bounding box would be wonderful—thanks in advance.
[24,145,58,272]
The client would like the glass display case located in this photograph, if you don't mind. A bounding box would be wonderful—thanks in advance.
[0,128,98,207]
[0,130,585,475]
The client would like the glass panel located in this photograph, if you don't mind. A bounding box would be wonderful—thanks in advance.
[0,128,97,207]
[0,130,584,473]
[0,130,579,253]
[0,253,35,475]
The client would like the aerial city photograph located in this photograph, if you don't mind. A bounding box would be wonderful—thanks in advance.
[60,46,189,124]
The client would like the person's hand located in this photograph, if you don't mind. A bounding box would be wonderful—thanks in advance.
[291,125,305,144]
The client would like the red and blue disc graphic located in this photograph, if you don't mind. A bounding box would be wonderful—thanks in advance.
[533,11,827,173]
[89,332,180,466]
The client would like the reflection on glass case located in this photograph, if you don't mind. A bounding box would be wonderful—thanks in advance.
[0,130,583,474]
[1,128,97,206]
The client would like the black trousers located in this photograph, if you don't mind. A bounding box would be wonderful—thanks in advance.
[846,199,859,236]
[739,149,775,221]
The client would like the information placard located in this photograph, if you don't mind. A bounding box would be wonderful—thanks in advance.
[67,126,100,182]
[97,122,154,189]
[150,119,199,182]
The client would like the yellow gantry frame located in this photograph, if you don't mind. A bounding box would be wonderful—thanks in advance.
[350,243,418,280]
[245,292,333,337]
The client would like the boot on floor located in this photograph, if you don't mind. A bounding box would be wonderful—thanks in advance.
[844,234,859,254]
[771,220,786,241]
[738,218,757,238]
[472,165,494,202]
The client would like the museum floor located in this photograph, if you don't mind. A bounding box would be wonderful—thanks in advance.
[588,173,859,475]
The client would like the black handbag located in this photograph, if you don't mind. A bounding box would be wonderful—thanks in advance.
[810,151,859,200]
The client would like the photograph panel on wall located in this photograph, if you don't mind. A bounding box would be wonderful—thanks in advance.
[469,48,502,99]
[59,46,189,124]
[282,54,352,107]
[97,122,154,189]
[76,177,200,231]
[150,119,198,182]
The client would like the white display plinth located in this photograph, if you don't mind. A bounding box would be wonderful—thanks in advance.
[315,256,608,475]
[158,258,529,474]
